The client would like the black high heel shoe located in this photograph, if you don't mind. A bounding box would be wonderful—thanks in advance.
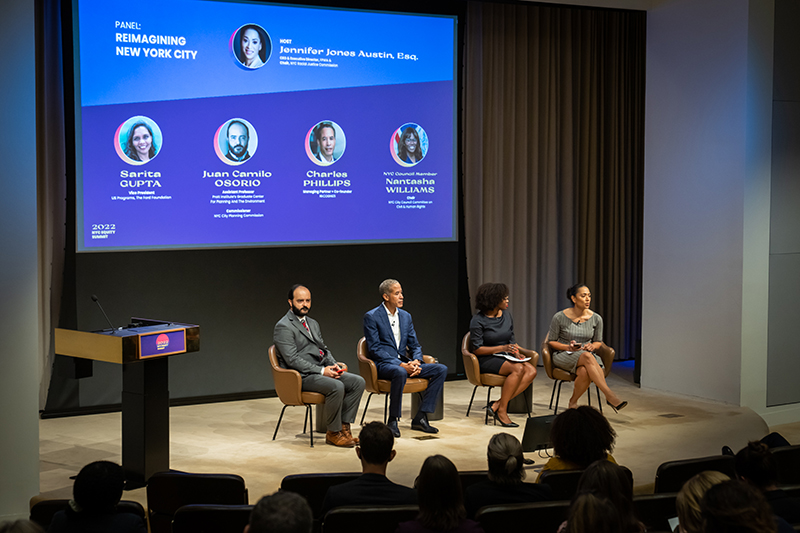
[486,404,519,427]
[606,400,628,413]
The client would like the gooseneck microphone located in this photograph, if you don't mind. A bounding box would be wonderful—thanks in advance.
[91,294,117,331]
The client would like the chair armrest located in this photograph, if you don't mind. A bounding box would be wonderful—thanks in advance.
[422,355,436,364]
[595,343,615,377]
[540,337,555,378]
[336,362,348,372]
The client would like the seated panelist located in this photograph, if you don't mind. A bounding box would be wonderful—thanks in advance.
[273,284,365,447]
[363,279,447,438]
[469,282,537,427]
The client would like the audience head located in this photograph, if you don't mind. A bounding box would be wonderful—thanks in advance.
[565,492,621,533]
[0,521,44,533]
[676,470,730,533]
[734,441,779,490]
[575,460,640,533]
[486,432,525,484]
[357,421,395,466]
[474,282,510,314]
[550,406,615,468]
[246,491,312,533]
[415,455,465,531]
[72,460,126,513]
[700,480,777,533]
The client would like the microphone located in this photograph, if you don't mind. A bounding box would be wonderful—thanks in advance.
[91,294,117,332]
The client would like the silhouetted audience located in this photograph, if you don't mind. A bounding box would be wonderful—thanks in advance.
[675,470,730,533]
[536,406,617,482]
[48,461,146,533]
[572,460,644,533]
[0,520,44,533]
[701,480,792,533]
[464,433,551,518]
[564,492,620,533]
[246,491,312,533]
[396,455,483,533]
[321,421,416,516]
[734,441,800,524]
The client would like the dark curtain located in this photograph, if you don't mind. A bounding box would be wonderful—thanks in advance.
[463,2,645,360]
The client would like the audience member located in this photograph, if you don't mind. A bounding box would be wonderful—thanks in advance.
[675,471,730,533]
[246,491,312,533]
[0,520,44,533]
[734,441,800,524]
[574,460,644,533]
[48,461,146,533]
[321,421,417,516]
[464,433,551,518]
[536,405,616,481]
[396,455,483,533]
[701,480,791,533]
[563,492,620,533]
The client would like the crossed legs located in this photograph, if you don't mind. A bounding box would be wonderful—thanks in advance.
[491,361,536,425]
[568,351,621,409]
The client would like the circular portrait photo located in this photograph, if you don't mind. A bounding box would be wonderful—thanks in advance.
[391,123,428,167]
[214,118,258,166]
[230,23,272,70]
[115,116,162,165]
[305,121,346,166]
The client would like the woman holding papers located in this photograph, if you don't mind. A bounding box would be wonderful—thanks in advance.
[469,282,537,427]
[547,283,626,412]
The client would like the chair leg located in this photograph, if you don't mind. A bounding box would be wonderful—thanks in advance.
[383,394,389,424]
[549,381,557,410]
[485,386,496,426]
[526,384,532,417]
[587,387,592,407]
[596,384,603,413]
[360,393,374,425]
[554,381,563,415]
[466,385,478,417]
[306,405,314,447]
[273,405,289,440]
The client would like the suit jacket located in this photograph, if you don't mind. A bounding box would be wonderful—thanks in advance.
[363,304,423,366]
[321,473,417,516]
[273,309,336,376]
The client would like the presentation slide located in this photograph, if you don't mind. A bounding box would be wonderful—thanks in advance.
[72,0,457,252]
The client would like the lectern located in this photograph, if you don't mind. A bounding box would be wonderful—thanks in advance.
[55,318,200,488]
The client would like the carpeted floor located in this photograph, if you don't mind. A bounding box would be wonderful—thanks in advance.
[38,361,800,507]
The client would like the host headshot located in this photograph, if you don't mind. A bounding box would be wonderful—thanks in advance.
[306,121,346,166]
[233,24,271,69]
[392,124,427,166]
[115,116,161,165]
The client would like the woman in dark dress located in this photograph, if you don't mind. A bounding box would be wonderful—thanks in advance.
[469,282,537,427]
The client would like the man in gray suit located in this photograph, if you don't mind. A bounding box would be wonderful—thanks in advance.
[273,284,366,447]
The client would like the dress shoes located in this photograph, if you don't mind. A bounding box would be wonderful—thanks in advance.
[387,418,401,438]
[325,430,355,448]
[342,423,359,445]
[411,413,439,434]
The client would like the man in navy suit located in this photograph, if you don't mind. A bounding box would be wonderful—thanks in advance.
[363,279,447,437]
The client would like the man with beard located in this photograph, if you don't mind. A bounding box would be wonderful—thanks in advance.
[225,120,251,162]
[273,284,365,447]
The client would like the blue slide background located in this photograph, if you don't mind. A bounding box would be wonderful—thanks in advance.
[75,0,456,251]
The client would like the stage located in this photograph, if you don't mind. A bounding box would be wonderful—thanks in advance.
[38,362,799,506]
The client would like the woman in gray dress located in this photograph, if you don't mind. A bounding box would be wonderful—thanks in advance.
[547,283,626,411]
